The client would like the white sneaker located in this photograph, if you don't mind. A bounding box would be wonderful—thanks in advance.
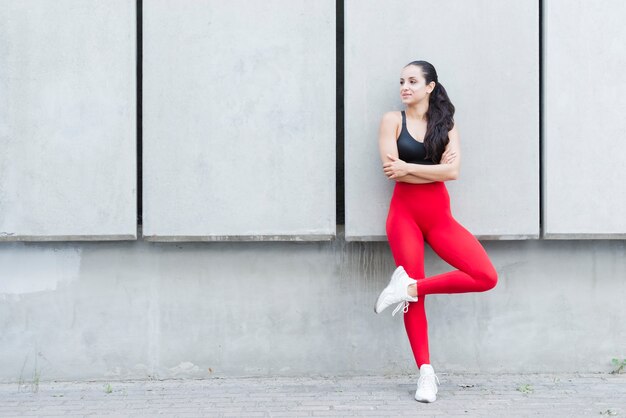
[415,364,440,403]
[374,266,418,316]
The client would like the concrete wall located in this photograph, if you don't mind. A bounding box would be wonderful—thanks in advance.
[1,0,626,385]
[142,0,336,241]
[345,0,539,240]
[0,236,624,382]
[543,0,626,238]
[0,0,136,240]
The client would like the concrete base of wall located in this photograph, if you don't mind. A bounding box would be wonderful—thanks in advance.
[1,232,624,383]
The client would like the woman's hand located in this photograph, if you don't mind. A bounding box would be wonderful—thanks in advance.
[384,154,410,179]
[440,148,457,164]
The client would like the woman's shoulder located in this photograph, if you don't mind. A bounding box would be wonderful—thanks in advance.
[381,110,402,124]
[449,122,458,134]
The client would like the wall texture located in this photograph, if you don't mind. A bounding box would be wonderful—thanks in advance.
[0,236,624,382]
[0,0,136,240]
[142,0,336,240]
[543,0,626,238]
[1,0,625,385]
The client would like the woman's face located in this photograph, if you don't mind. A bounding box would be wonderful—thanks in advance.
[400,65,434,104]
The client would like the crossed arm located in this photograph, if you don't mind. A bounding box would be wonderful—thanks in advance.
[377,111,461,183]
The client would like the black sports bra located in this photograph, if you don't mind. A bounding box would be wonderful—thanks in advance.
[396,110,435,165]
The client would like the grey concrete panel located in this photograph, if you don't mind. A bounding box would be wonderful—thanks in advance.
[0,1,137,240]
[345,0,539,240]
[544,0,626,238]
[0,236,624,381]
[142,0,335,240]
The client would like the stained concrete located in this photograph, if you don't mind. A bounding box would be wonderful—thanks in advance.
[0,233,624,382]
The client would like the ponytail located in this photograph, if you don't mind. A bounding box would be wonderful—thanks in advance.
[425,81,455,163]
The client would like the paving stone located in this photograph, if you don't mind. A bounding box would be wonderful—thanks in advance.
[0,373,623,417]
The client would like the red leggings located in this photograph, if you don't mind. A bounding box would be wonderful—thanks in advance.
[386,181,498,368]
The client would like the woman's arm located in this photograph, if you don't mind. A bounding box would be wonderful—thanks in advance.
[378,112,434,183]
[394,174,436,184]
[383,125,461,182]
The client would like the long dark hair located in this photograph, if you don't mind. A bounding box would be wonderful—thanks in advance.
[405,61,455,163]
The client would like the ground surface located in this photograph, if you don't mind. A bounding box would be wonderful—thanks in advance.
[0,373,624,417]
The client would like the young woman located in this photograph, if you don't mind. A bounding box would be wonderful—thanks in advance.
[374,61,498,403]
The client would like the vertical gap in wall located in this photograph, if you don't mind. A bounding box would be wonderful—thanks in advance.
[136,0,143,228]
[538,0,544,237]
[336,0,345,226]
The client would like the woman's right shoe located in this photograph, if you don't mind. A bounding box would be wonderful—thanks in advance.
[374,266,418,316]
[415,364,440,403]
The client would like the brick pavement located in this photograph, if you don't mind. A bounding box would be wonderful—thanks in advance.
[0,373,624,417]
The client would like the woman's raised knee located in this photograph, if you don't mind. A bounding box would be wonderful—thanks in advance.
[481,265,498,291]
[474,264,498,291]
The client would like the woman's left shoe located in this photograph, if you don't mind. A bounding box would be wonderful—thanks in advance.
[415,364,440,403]
[374,266,418,316]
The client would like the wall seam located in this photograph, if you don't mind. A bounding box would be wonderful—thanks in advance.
[539,0,545,238]
[336,0,345,226]
[136,0,143,230]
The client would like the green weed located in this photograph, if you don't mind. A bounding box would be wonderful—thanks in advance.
[610,358,625,374]
[516,384,534,394]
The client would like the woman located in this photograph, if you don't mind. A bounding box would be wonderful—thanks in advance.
[374,61,498,403]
